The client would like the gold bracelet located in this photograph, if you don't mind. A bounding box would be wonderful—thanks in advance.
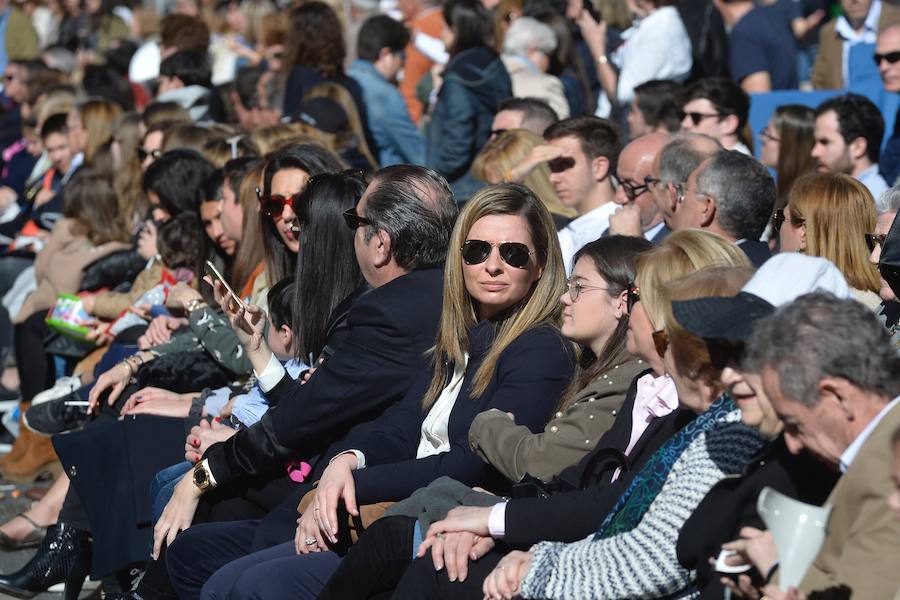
[597,54,609,65]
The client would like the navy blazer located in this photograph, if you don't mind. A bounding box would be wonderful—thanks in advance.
[737,239,771,267]
[346,322,575,505]
[204,268,445,485]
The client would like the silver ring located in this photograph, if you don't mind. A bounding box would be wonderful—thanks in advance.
[314,507,319,511]
[304,537,316,546]
[436,533,444,538]
[499,565,506,570]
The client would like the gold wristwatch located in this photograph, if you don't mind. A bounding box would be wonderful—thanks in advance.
[192,459,217,491]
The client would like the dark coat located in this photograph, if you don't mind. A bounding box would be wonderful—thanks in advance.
[737,239,771,267]
[502,372,696,547]
[204,268,445,485]
[426,47,511,200]
[345,322,575,505]
[677,436,838,598]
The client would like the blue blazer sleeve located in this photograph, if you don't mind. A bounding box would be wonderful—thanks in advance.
[352,327,575,505]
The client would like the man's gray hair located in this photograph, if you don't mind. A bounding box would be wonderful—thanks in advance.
[745,292,900,407]
[697,150,775,240]
[876,183,900,215]
[658,133,722,184]
[503,17,557,56]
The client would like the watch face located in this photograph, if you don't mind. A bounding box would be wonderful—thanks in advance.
[194,467,208,486]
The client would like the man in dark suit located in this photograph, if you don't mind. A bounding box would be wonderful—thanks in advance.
[153,165,457,597]
[605,132,671,244]
[724,293,900,599]
[666,149,773,266]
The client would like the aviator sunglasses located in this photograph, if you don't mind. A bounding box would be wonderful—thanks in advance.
[461,240,534,269]
[874,51,900,66]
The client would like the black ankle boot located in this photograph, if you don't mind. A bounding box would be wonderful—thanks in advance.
[0,522,91,599]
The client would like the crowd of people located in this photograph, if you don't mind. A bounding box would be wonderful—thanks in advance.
[0,0,896,598]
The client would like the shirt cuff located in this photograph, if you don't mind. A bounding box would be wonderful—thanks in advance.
[329,449,366,470]
[255,353,286,392]
[488,501,507,538]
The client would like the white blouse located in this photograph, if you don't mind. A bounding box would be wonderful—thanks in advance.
[416,354,469,459]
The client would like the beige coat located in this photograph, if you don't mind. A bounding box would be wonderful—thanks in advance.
[14,219,130,323]
[800,401,900,598]
[90,261,164,321]
[468,357,646,482]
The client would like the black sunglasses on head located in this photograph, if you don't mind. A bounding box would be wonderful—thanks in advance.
[771,208,786,233]
[461,240,534,269]
[874,51,900,66]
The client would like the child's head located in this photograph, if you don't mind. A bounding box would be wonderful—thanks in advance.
[157,212,203,272]
[41,112,73,173]
[266,276,296,361]
[63,169,129,244]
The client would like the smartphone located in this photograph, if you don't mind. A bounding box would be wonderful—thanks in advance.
[205,260,245,309]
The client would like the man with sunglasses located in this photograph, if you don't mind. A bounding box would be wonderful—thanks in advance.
[873,24,900,185]
[868,186,900,348]
[607,132,669,243]
[542,116,621,273]
[680,78,752,155]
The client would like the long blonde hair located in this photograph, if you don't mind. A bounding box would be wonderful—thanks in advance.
[636,229,752,330]
[78,98,122,166]
[473,129,576,220]
[423,183,567,408]
[787,172,880,293]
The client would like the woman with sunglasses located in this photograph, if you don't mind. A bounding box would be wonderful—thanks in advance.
[777,172,882,310]
[308,231,752,600]
[189,183,574,600]
[256,143,345,285]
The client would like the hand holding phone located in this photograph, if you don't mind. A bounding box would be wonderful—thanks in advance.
[204,260,245,310]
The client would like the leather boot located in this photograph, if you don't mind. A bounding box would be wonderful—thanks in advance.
[0,522,91,599]
[1,434,61,484]
[0,404,32,471]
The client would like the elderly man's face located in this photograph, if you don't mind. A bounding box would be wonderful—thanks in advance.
[762,366,848,467]
[614,142,661,229]
[877,27,900,93]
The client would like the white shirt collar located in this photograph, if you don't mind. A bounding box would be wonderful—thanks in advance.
[565,201,618,233]
[839,395,900,472]
[643,221,666,241]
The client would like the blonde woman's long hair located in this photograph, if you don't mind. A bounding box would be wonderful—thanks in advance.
[473,129,576,220]
[787,172,880,293]
[78,98,123,166]
[636,229,752,330]
[423,183,567,408]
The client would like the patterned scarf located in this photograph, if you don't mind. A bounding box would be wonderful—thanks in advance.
[595,394,737,539]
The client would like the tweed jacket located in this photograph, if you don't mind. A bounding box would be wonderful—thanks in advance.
[468,357,646,483]
[800,400,900,598]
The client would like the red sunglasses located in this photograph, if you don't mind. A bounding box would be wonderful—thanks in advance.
[256,187,302,220]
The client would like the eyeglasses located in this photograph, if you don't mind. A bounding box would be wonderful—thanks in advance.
[565,278,609,302]
[547,156,576,173]
[461,240,534,269]
[759,128,780,142]
[865,232,887,252]
[4,74,14,82]
[643,175,662,190]
[137,147,163,162]
[772,208,785,233]
[489,128,507,138]
[874,50,900,66]
[342,206,372,230]
[683,111,724,126]
[256,187,303,220]
[651,329,668,358]
[626,283,640,313]
[707,338,746,371]
[619,178,650,201]
[675,184,712,203]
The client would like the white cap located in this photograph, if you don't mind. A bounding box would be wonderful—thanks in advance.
[742,254,852,307]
